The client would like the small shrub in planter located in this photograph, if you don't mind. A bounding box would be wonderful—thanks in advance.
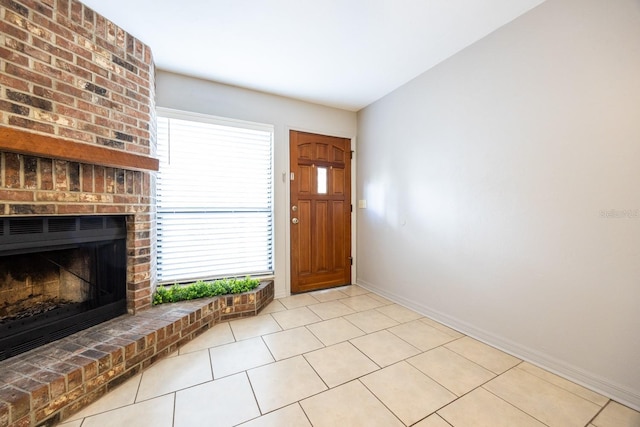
[152,276,260,305]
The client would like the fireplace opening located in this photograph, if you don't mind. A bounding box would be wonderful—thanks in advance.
[0,216,127,361]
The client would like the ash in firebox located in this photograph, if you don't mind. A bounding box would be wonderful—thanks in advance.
[0,297,74,324]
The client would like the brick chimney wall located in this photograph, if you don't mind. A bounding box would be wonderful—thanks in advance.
[0,0,157,313]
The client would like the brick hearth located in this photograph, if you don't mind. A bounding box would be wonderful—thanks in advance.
[0,281,274,426]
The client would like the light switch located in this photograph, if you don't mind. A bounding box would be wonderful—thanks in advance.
[358,200,367,209]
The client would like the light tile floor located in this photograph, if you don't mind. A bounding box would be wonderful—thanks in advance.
[59,285,640,427]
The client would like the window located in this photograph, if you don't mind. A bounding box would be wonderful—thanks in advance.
[156,110,274,283]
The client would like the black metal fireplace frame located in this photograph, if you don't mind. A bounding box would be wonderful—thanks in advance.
[0,216,128,361]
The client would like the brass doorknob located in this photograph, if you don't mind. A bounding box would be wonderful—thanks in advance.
[292,218,299,224]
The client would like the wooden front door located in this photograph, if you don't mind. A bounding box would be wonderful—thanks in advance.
[290,131,351,293]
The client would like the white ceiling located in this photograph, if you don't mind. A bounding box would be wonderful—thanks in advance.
[81,0,546,111]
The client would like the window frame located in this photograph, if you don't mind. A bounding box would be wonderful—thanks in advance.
[155,107,275,284]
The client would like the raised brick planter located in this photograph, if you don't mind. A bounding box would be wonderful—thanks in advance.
[0,280,273,427]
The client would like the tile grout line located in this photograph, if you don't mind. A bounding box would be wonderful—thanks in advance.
[481,381,553,427]
[586,401,611,427]
[243,370,264,420]
[511,362,611,408]
[355,377,408,426]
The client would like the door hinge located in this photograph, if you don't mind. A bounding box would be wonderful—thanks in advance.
[349,257,353,265]
[351,204,353,212]
[350,150,354,159]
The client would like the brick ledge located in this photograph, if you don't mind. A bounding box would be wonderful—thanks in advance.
[0,280,274,427]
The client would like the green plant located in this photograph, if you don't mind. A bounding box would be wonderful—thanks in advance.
[152,276,260,305]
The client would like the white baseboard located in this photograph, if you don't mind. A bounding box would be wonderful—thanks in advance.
[356,279,640,411]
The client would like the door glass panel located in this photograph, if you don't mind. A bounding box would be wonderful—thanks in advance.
[317,167,328,194]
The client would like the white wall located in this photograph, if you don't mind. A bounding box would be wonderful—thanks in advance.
[357,0,640,409]
[156,71,358,298]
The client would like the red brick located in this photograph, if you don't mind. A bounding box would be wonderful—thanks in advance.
[57,0,70,17]
[68,161,80,191]
[55,12,93,41]
[134,37,143,58]
[0,73,29,92]
[32,36,74,61]
[0,20,29,41]
[94,116,125,132]
[0,386,30,422]
[96,205,127,213]
[91,165,105,193]
[94,94,120,110]
[9,414,31,427]
[23,43,53,63]
[3,153,21,188]
[82,4,95,27]
[5,63,52,87]
[36,385,84,420]
[124,125,148,139]
[0,45,30,67]
[111,72,137,91]
[70,0,82,24]
[123,347,153,370]
[125,70,148,88]
[125,144,150,156]
[53,160,68,191]
[0,400,9,427]
[20,380,49,410]
[40,0,55,8]
[0,100,28,116]
[111,92,138,109]
[55,105,92,122]
[32,61,68,83]
[46,376,65,400]
[8,115,54,133]
[57,204,95,214]
[80,164,93,192]
[76,99,109,118]
[58,388,104,421]
[34,86,74,106]
[28,0,55,18]
[58,127,93,143]
[3,10,28,30]
[1,0,29,17]
[77,121,109,137]
[35,191,77,202]
[123,106,148,121]
[9,203,56,215]
[0,189,34,201]
[39,158,53,190]
[103,168,115,193]
[114,25,126,49]
[113,195,138,205]
[95,75,125,95]
[74,55,109,77]
[54,80,85,98]
[31,12,74,42]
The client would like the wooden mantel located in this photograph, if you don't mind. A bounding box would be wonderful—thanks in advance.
[0,126,159,171]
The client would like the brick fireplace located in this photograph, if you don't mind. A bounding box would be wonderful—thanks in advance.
[0,1,155,424]
[0,0,158,315]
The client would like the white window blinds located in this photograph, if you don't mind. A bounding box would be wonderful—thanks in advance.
[156,111,274,284]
